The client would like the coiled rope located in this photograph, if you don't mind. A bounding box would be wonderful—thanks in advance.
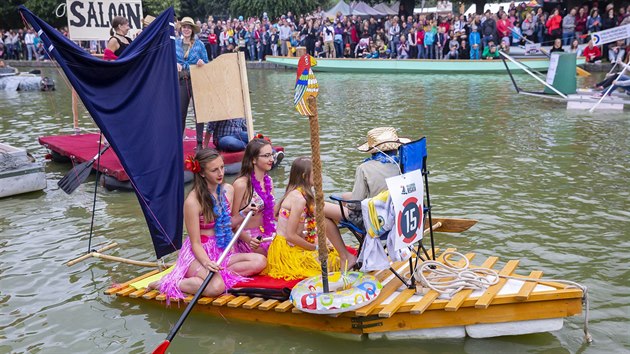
[413,251,592,344]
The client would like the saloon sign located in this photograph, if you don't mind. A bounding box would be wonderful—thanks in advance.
[67,0,143,40]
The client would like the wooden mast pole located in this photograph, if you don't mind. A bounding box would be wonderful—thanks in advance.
[306,95,329,293]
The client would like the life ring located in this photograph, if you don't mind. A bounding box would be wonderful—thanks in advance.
[290,271,382,314]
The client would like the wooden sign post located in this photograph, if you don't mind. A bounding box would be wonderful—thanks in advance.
[294,55,329,293]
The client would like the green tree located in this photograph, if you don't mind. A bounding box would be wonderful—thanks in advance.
[143,0,182,18]
[1,0,65,29]
[179,0,224,20]
[229,0,328,20]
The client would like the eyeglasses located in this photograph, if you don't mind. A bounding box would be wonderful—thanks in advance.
[258,153,273,159]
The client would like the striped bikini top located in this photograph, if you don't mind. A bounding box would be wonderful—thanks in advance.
[198,215,216,230]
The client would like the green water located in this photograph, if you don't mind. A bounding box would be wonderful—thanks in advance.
[0,68,628,353]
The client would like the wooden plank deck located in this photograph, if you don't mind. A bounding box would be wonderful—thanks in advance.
[105,248,584,336]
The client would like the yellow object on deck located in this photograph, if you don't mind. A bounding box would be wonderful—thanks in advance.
[264,235,340,280]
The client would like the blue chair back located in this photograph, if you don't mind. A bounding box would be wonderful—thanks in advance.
[399,137,427,174]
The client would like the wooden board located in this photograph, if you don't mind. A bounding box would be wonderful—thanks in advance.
[378,288,416,318]
[116,286,136,296]
[475,260,520,309]
[227,296,251,308]
[362,297,583,333]
[142,290,160,300]
[408,250,474,314]
[190,53,246,123]
[258,299,279,311]
[129,288,147,298]
[515,270,543,301]
[212,294,235,306]
[243,297,264,309]
[428,218,477,233]
[198,297,215,305]
[394,288,583,313]
[444,256,499,312]
[355,266,407,316]
[104,269,160,295]
[275,300,294,312]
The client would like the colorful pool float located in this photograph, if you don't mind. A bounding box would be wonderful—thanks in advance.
[290,271,382,314]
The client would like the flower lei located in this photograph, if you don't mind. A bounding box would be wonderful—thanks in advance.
[184,155,201,173]
[210,184,233,250]
[251,172,276,235]
[297,187,317,243]
[304,215,317,243]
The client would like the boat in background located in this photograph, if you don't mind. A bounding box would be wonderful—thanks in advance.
[0,142,46,198]
[39,129,284,191]
[265,55,586,74]
[0,65,54,91]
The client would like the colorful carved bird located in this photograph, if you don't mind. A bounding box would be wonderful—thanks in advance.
[294,54,319,116]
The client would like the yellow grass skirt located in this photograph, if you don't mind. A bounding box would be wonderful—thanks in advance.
[263,235,340,280]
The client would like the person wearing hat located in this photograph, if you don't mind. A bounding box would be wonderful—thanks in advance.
[350,127,410,201]
[325,127,410,235]
[176,16,209,150]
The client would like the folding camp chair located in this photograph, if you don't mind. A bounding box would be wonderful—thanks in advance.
[330,137,436,288]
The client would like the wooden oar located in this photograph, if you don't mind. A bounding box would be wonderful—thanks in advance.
[152,210,253,354]
[510,28,590,77]
[57,145,109,194]
[589,60,630,113]
[426,217,477,233]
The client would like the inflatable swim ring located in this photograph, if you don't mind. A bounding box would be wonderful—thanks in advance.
[290,271,382,314]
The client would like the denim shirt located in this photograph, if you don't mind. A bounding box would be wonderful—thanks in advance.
[176,38,209,71]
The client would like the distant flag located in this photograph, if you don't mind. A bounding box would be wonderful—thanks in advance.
[294,54,319,116]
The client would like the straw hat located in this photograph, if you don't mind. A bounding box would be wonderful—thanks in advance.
[357,127,410,153]
[142,15,155,27]
[179,17,199,33]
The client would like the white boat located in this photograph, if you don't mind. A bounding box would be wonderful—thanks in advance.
[0,143,46,198]
[0,67,51,91]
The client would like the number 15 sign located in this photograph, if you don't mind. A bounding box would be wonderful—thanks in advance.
[386,169,424,251]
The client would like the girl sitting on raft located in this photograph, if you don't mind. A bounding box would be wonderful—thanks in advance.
[264,156,356,280]
[152,149,266,299]
[231,138,276,255]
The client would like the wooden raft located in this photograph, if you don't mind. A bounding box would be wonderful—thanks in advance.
[105,248,583,335]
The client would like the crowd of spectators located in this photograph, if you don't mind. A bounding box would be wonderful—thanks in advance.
[2,2,629,64]
[1,28,51,61]
[182,2,630,63]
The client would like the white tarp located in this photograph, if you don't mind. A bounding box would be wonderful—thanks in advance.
[390,1,400,13]
[374,3,398,15]
[464,2,516,16]
[66,0,143,40]
[414,1,454,14]
[353,1,384,16]
[325,0,352,17]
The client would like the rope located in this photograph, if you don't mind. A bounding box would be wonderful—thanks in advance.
[55,3,66,18]
[413,251,592,344]
[307,95,330,293]
[414,251,500,296]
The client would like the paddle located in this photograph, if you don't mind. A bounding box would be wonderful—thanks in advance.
[57,145,110,194]
[509,28,590,77]
[427,218,478,233]
[152,210,254,354]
